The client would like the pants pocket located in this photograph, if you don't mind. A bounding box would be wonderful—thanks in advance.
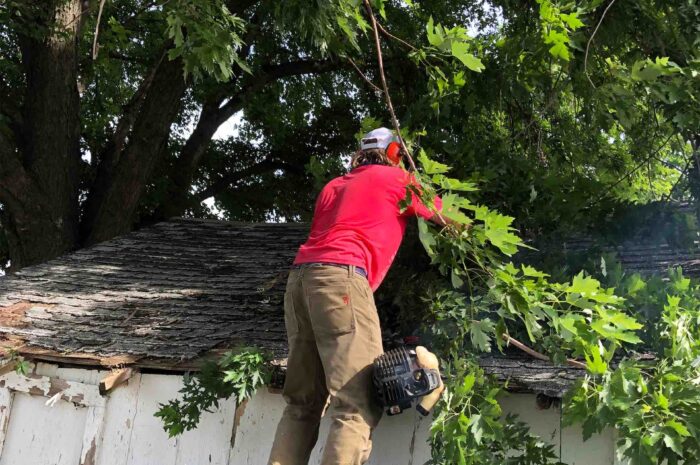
[307,284,355,335]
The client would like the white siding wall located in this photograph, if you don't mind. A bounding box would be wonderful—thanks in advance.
[0,363,616,465]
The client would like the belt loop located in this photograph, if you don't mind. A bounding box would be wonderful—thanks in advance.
[348,265,355,277]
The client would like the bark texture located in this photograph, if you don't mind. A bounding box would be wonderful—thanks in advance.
[83,56,188,245]
[0,0,83,270]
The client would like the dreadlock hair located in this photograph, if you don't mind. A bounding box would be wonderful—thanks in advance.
[351,148,392,169]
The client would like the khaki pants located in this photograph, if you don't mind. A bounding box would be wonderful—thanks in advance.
[268,265,384,465]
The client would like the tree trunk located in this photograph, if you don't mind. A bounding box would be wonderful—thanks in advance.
[83,56,188,245]
[0,0,83,271]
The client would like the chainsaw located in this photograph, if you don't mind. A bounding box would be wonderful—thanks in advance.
[372,345,444,416]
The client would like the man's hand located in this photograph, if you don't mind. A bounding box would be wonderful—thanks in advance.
[429,212,471,234]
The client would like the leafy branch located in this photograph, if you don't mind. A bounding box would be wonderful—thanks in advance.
[156,348,270,437]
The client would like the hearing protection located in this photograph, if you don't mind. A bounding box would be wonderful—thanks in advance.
[386,140,402,166]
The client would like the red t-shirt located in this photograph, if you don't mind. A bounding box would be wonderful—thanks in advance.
[294,165,442,291]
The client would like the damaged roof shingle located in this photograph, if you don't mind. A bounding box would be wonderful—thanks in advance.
[0,219,308,361]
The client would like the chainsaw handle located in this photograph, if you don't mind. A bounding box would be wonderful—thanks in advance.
[415,346,444,416]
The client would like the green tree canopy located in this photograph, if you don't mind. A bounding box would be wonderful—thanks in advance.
[0,0,697,271]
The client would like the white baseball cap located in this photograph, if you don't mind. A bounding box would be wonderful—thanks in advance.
[360,127,396,150]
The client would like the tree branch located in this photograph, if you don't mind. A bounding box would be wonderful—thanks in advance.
[100,47,168,167]
[503,334,587,370]
[195,158,287,202]
[588,133,675,208]
[91,0,107,59]
[375,21,418,52]
[83,54,188,245]
[158,56,348,219]
[585,0,618,88]
[362,0,416,171]
[347,58,382,93]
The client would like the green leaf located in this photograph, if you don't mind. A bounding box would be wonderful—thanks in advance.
[656,391,669,410]
[417,219,436,256]
[559,314,585,336]
[470,319,495,352]
[666,420,690,437]
[585,347,608,375]
[419,150,450,174]
[426,17,443,47]
[451,269,464,288]
[663,433,683,455]
[441,194,473,224]
[469,413,484,443]
[474,207,522,255]
[548,42,570,61]
[521,265,549,278]
[450,42,485,72]
[560,12,584,30]
[591,319,642,344]
[567,273,601,296]
[434,174,478,192]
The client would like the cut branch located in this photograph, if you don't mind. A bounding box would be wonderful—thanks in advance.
[503,334,587,370]
[585,0,618,88]
[362,0,417,171]
[347,58,382,93]
[91,0,107,59]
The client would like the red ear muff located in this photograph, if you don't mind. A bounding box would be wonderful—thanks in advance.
[386,142,402,165]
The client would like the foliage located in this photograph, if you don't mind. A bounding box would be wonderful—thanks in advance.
[430,357,565,465]
[155,348,270,437]
[409,146,700,464]
[563,268,700,464]
[2,0,699,461]
[1,0,697,270]
[2,347,30,376]
[165,0,249,81]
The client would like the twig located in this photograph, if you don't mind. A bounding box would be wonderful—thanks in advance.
[584,0,618,88]
[347,58,382,93]
[376,21,418,52]
[503,334,587,370]
[92,0,107,60]
[362,0,417,172]
[66,1,95,27]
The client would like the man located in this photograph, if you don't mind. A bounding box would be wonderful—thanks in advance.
[268,127,444,465]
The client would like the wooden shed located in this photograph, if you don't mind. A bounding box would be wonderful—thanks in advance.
[0,218,696,465]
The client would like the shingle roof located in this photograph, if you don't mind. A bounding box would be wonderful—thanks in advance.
[0,219,308,365]
[560,237,700,277]
[0,217,693,395]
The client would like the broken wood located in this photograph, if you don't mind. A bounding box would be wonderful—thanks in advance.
[0,371,104,407]
[99,368,134,395]
[0,360,17,378]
